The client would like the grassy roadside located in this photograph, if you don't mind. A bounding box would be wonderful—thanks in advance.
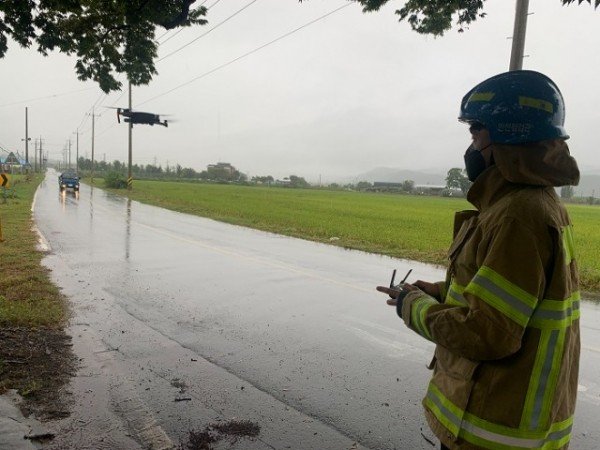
[0,174,66,326]
[97,179,600,293]
[0,174,74,419]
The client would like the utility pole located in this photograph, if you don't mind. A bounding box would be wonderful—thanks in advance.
[34,138,38,172]
[25,107,30,163]
[509,0,530,71]
[68,138,72,169]
[90,107,97,184]
[128,81,133,190]
[21,107,31,169]
[39,137,44,172]
[73,130,79,175]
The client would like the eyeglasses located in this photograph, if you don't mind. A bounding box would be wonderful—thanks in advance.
[469,122,486,133]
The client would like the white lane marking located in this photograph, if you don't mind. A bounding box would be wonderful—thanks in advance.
[577,381,600,406]
[135,221,374,294]
[582,345,600,354]
[31,225,51,252]
[346,325,431,359]
[60,194,374,293]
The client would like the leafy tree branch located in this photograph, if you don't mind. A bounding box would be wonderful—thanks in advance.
[1,0,597,92]
[304,0,598,36]
[0,0,207,92]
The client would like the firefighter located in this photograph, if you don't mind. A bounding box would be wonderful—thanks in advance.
[377,70,581,449]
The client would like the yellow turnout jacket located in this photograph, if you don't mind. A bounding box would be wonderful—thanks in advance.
[402,139,581,449]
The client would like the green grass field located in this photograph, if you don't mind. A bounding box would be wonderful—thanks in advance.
[104,180,600,292]
[0,174,67,327]
[1,174,74,408]
[563,203,600,292]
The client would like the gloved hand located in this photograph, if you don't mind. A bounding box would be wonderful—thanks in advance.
[376,283,419,318]
[412,280,441,300]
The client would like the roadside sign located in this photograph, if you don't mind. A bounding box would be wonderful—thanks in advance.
[1,173,9,189]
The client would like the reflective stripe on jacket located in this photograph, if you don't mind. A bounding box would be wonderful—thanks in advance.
[402,140,581,449]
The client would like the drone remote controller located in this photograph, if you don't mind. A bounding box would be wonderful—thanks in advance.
[389,269,412,291]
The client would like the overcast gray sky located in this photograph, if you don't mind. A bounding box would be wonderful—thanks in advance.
[1,0,598,183]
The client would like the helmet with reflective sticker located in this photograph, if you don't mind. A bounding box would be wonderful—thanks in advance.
[458,70,569,144]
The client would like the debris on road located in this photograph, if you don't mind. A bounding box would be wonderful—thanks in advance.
[24,431,56,442]
[180,419,261,449]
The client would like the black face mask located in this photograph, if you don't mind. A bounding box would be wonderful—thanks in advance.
[464,144,487,182]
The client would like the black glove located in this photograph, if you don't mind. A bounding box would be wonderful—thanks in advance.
[395,288,410,318]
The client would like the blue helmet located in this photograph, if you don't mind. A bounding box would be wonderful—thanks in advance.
[459,70,569,144]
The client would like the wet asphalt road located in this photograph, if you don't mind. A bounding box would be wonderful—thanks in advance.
[33,170,600,450]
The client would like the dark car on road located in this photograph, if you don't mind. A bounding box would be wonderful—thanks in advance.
[59,171,80,192]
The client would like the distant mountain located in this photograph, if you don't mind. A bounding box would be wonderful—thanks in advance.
[354,167,446,186]
[349,168,600,197]
[575,173,600,197]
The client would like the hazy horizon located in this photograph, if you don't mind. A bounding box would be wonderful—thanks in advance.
[2,1,599,184]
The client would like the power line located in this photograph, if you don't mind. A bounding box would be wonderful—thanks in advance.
[157,0,259,63]
[156,29,171,41]
[91,90,109,109]
[83,92,109,131]
[74,0,219,138]
[158,26,185,46]
[95,118,120,138]
[139,2,352,107]
[108,89,126,107]
[69,0,224,141]
[0,87,95,108]
[206,0,223,10]
[158,0,219,46]
[75,74,125,134]
[76,104,96,133]
[78,2,351,138]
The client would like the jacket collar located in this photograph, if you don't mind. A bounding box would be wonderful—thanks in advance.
[466,139,579,211]
[467,166,515,211]
[492,140,579,187]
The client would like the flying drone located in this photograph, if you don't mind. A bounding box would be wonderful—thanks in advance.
[108,107,170,127]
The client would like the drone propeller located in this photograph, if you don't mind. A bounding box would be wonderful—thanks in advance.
[104,106,133,124]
